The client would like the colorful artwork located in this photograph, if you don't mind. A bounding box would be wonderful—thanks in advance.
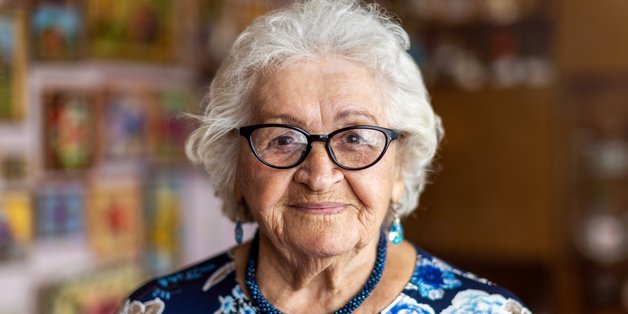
[1,153,28,183]
[143,170,181,274]
[39,264,145,314]
[0,11,26,120]
[153,89,194,162]
[87,176,142,258]
[87,0,174,62]
[43,89,98,171]
[198,0,271,76]
[0,190,32,260]
[101,88,154,161]
[30,3,83,60]
[35,183,84,238]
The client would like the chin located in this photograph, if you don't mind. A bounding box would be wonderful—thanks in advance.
[285,224,364,258]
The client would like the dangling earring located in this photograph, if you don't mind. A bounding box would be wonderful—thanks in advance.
[388,203,404,245]
[235,217,243,245]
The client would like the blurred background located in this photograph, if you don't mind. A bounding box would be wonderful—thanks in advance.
[0,0,626,313]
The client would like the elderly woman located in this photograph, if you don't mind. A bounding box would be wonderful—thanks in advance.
[120,0,530,313]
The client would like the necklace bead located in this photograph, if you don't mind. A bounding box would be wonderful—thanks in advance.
[245,230,388,313]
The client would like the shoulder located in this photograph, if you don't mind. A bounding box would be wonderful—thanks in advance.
[117,250,239,314]
[383,245,532,314]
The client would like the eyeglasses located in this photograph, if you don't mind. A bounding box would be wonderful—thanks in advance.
[239,124,399,170]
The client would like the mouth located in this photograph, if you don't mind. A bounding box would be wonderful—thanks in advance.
[289,202,348,215]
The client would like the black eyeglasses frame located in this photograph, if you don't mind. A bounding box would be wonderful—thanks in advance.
[238,123,399,170]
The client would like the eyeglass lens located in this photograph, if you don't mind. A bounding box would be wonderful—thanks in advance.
[249,126,387,168]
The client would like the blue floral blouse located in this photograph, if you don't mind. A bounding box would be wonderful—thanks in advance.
[119,246,531,314]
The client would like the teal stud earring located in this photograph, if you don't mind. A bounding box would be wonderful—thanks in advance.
[388,203,404,245]
[235,217,243,245]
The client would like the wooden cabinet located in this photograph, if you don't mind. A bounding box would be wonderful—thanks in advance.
[406,88,557,262]
[558,0,628,73]
[400,0,628,312]
[403,88,562,312]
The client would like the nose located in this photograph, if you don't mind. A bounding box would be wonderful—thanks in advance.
[293,142,343,191]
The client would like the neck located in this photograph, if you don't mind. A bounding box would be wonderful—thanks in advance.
[260,233,378,290]
[253,231,383,312]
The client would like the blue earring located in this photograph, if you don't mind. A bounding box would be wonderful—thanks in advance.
[388,203,404,245]
[235,217,243,245]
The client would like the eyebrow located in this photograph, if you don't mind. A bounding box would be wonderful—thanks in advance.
[263,113,304,125]
[262,109,379,126]
[335,109,378,124]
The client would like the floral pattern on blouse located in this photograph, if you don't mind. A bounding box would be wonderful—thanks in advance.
[120,246,532,313]
[406,256,462,300]
[441,290,532,314]
[384,294,435,314]
[118,298,165,314]
[215,286,256,314]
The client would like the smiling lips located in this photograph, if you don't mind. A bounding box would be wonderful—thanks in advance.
[290,202,348,214]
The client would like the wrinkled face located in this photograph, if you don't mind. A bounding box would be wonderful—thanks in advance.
[235,57,404,258]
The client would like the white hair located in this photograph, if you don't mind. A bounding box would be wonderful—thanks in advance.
[185,0,443,222]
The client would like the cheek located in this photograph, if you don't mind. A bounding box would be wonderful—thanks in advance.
[350,151,399,212]
[357,174,393,207]
[237,150,293,213]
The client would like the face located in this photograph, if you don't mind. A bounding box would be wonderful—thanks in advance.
[235,57,404,258]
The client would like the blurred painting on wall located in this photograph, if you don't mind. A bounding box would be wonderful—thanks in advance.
[0,190,32,260]
[42,88,98,171]
[34,182,84,239]
[87,0,174,62]
[0,11,26,120]
[1,153,29,184]
[143,170,181,274]
[87,176,142,259]
[153,89,194,162]
[30,2,84,60]
[38,264,144,314]
[198,0,271,77]
[101,88,155,161]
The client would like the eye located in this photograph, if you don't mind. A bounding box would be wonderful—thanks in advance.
[272,135,296,146]
[263,130,305,154]
[331,128,385,154]
[343,132,366,144]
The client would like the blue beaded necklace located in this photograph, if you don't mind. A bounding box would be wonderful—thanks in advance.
[245,230,388,314]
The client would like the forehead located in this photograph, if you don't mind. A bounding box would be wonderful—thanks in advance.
[253,57,387,128]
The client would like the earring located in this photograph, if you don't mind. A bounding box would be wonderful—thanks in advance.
[235,217,243,245]
[388,203,404,245]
